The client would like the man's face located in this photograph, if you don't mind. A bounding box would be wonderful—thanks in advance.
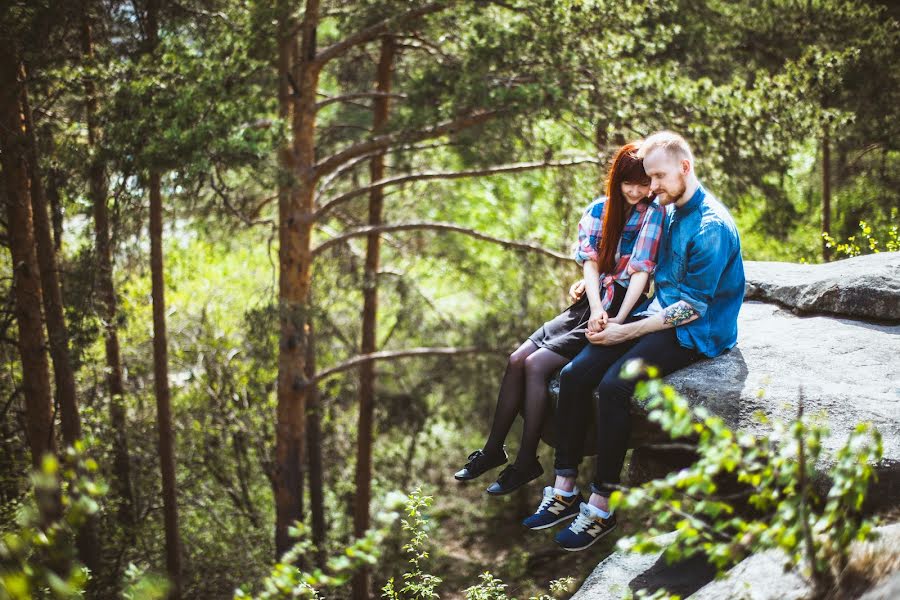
[643,150,689,206]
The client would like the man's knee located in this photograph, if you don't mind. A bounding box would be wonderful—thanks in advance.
[558,360,590,389]
[595,371,636,407]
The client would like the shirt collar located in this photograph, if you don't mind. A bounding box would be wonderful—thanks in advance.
[675,183,705,217]
[633,198,650,214]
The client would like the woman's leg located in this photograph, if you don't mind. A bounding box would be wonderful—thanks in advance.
[513,348,571,467]
[482,339,540,454]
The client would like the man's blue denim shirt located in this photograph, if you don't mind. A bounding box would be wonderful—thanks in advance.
[634,184,745,358]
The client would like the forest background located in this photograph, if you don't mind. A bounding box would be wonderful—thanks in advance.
[1,0,899,598]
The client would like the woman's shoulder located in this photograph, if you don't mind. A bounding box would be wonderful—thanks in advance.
[643,198,667,218]
[583,194,607,218]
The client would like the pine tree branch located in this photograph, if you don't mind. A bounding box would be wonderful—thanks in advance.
[313,108,505,179]
[303,346,500,388]
[314,157,600,219]
[313,2,453,66]
[312,221,572,261]
[315,91,408,111]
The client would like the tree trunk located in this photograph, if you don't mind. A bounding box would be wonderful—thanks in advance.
[19,59,102,580]
[305,314,326,568]
[352,35,395,600]
[822,128,832,262]
[80,5,135,527]
[20,66,82,449]
[149,170,182,598]
[0,43,55,468]
[274,0,320,558]
[146,1,182,595]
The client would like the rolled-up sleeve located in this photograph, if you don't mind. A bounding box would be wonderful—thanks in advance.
[573,198,604,266]
[626,204,664,275]
[678,223,729,318]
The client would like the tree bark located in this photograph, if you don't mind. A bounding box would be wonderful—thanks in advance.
[822,128,832,262]
[146,1,182,595]
[0,42,56,468]
[274,0,319,558]
[19,58,103,580]
[20,64,82,449]
[352,35,395,600]
[305,314,326,568]
[80,2,135,528]
[149,170,182,598]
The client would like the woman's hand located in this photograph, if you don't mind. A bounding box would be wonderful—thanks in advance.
[569,279,586,302]
[587,308,608,332]
[607,314,625,325]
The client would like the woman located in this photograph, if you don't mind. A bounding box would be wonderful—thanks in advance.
[454,142,664,495]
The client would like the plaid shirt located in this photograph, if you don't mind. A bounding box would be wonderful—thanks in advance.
[573,196,665,311]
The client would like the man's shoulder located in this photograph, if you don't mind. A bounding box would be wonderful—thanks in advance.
[698,193,739,236]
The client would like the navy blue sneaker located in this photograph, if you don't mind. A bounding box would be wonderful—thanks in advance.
[522,485,584,530]
[554,502,617,551]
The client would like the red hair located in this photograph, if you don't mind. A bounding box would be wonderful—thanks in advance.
[596,142,650,274]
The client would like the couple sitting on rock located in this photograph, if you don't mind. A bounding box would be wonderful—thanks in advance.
[454,131,746,551]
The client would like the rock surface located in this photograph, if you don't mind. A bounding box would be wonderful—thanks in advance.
[860,570,900,600]
[744,252,900,322]
[574,524,900,600]
[691,523,900,600]
[666,301,900,476]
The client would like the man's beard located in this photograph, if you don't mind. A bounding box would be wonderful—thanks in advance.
[660,178,687,205]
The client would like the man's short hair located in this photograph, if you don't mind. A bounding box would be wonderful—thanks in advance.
[637,130,694,165]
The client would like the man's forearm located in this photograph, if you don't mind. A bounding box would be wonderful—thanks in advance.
[622,300,699,339]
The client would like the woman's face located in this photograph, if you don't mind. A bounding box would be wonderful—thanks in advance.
[620,180,651,205]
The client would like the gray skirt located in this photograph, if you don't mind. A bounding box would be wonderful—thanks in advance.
[527,282,629,360]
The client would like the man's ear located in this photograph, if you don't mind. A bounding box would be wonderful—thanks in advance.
[681,158,692,176]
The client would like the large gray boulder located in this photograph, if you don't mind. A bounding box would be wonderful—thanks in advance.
[690,523,900,600]
[666,301,900,476]
[744,252,900,322]
[572,523,900,600]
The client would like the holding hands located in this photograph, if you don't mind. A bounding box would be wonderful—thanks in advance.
[587,308,608,333]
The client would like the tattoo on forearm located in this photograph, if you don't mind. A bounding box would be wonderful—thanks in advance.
[664,301,698,326]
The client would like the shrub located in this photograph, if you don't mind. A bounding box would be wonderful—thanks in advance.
[611,362,883,599]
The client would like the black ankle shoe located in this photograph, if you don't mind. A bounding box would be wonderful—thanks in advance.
[454,447,508,481]
[485,460,544,495]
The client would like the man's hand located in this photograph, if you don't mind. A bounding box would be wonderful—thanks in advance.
[586,322,633,345]
[569,279,586,302]
[587,308,608,333]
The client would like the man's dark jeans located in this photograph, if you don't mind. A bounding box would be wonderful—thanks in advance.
[553,325,701,496]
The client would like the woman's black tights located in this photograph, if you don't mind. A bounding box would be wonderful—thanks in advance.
[483,340,570,468]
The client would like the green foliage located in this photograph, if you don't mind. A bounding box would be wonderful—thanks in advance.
[233,522,385,599]
[382,488,442,600]
[612,362,884,598]
[0,442,104,599]
[236,491,405,600]
[823,210,900,258]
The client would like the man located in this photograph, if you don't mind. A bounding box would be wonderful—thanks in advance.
[523,131,745,551]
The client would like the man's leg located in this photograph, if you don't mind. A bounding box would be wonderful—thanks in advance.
[552,339,638,491]
[587,329,701,509]
[522,339,637,530]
